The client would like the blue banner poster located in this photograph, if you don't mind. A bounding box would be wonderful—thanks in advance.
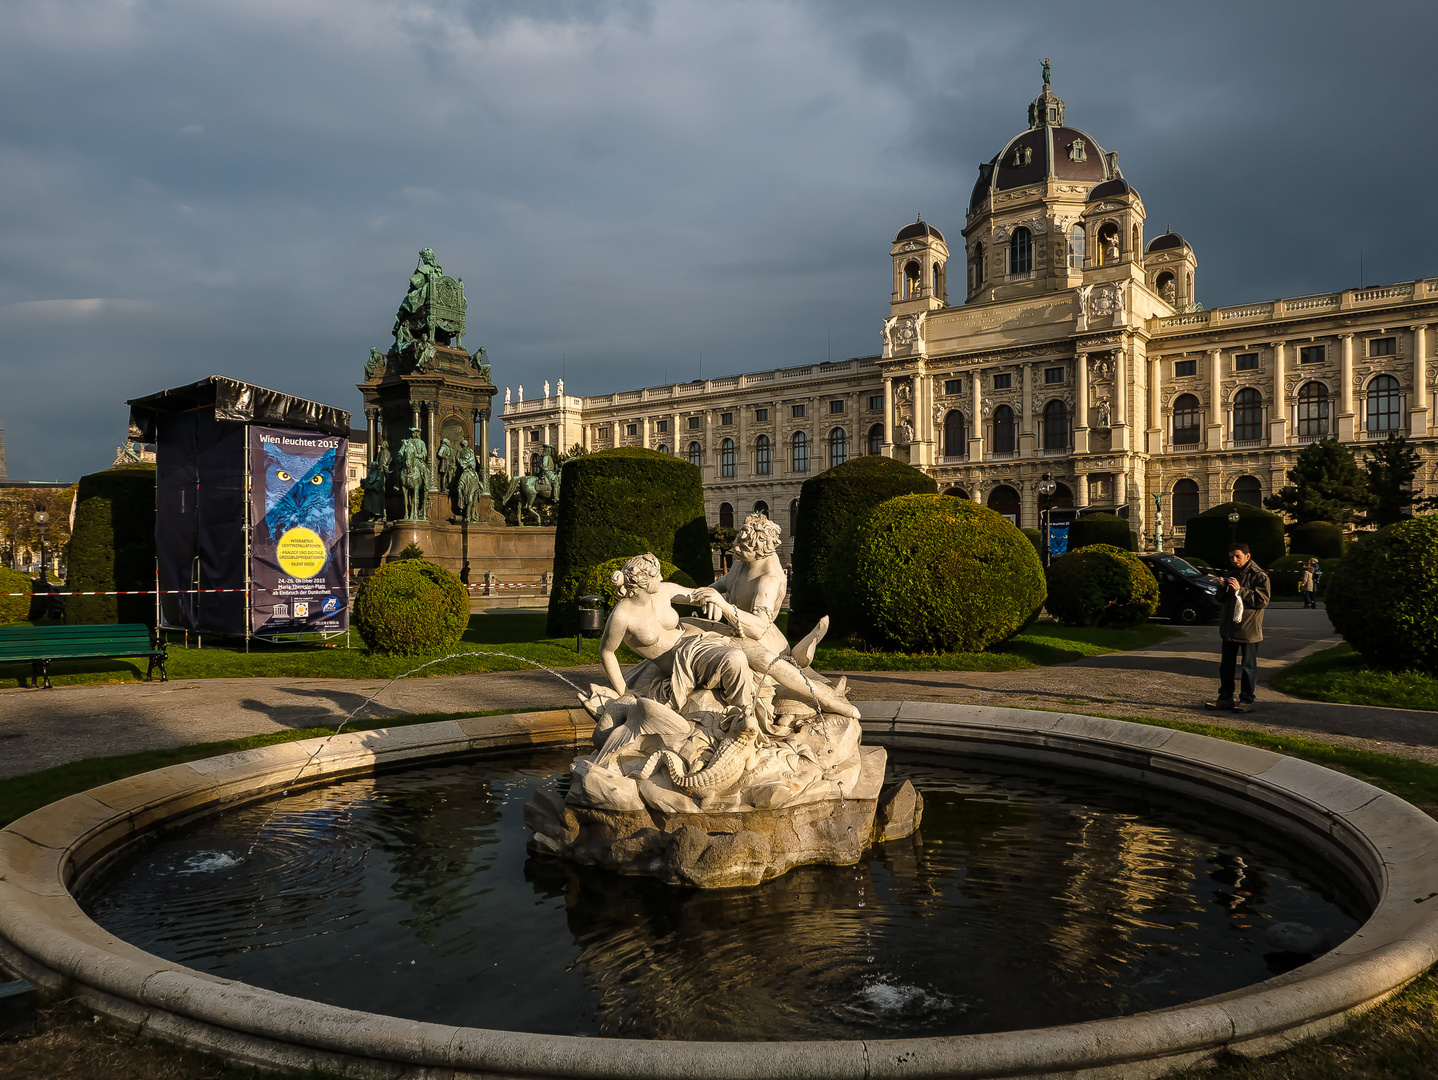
[249,426,349,636]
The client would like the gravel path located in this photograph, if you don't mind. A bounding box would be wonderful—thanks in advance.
[2,605,1434,779]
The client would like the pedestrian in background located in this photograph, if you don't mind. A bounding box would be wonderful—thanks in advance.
[1205,541,1271,714]
[1299,558,1317,609]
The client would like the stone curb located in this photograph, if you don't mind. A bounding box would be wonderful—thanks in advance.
[0,703,1435,1079]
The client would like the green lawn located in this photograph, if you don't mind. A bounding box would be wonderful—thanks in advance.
[1270,643,1438,713]
[811,622,1181,671]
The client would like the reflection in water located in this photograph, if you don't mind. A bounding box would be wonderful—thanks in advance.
[81,752,1366,1040]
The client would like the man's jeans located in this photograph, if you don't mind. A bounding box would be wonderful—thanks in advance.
[1219,640,1260,703]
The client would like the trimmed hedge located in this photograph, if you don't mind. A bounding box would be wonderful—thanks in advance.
[1317,557,1342,598]
[1268,553,1316,597]
[1045,544,1160,629]
[0,567,30,624]
[353,559,468,655]
[823,494,1044,653]
[547,448,711,636]
[573,556,698,610]
[1325,517,1438,675]
[65,464,156,626]
[1068,513,1137,552]
[1182,501,1285,569]
[790,457,937,637]
[1288,520,1345,559]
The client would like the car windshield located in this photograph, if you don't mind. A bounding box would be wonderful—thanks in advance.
[1154,554,1203,578]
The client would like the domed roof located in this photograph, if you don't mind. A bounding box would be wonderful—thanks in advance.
[1087,178,1137,202]
[1147,230,1188,253]
[894,218,944,243]
[967,78,1120,212]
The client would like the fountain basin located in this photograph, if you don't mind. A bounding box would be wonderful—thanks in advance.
[1,702,1436,1078]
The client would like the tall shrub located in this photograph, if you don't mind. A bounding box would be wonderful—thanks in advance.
[823,494,1044,653]
[1067,513,1137,552]
[1325,517,1438,675]
[547,448,711,636]
[790,457,937,637]
[0,567,30,624]
[1045,544,1159,629]
[1182,501,1284,569]
[65,463,156,626]
[1287,520,1344,559]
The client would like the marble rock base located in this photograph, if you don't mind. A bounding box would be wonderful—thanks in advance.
[524,746,923,888]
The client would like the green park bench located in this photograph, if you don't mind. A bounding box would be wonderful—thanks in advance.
[0,624,168,689]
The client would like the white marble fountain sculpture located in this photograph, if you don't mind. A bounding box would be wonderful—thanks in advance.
[525,514,922,887]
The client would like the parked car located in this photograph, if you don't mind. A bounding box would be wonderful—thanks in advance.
[1136,553,1223,624]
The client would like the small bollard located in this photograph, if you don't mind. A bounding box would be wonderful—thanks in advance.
[541,570,554,597]
[576,594,604,653]
[0,979,38,1036]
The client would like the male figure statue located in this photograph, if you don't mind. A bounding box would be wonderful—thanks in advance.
[1205,541,1271,714]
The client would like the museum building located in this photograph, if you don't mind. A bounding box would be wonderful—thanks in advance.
[502,77,1438,561]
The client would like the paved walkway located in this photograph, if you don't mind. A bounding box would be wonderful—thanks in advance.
[2,606,1435,779]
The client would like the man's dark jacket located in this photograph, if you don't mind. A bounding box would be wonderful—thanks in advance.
[1219,561,1271,643]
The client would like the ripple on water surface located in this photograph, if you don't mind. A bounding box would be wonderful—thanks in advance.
[80,750,1366,1040]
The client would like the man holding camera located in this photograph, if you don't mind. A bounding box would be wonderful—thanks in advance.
[1205,541,1271,714]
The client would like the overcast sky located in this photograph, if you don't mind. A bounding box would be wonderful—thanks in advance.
[2,0,1434,480]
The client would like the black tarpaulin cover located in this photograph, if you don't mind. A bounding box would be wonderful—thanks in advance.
[127,375,350,441]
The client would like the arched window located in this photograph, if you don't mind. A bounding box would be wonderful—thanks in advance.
[1232,388,1264,441]
[1097,223,1120,266]
[791,431,809,473]
[1132,224,1141,256]
[1067,224,1085,269]
[657,443,670,455]
[754,501,769,518]
[754,434,772,475]
[718,502,734,529]
[943,487,970,499]
[867,423,884,456]
[992,404,1016,454]
[932,261,945,299]
[1367,374,1401,432]
[987,485,1021,523]
[720,437,736,478]
[1050,482,1075,509]
[1297,382,1329,437]
[1172,393,1201,445]
[687,441,703,466]
[904,260,922,299]
[828,427,848,468]
[1042,399,1069,450]
[942,410,966,457]
[789,499,800,539]
[1232,476,1262,506]
[969,242,985,292]
[1155,271,1175,300]
[1008,227,1033,275]
[1173,479,1200,529]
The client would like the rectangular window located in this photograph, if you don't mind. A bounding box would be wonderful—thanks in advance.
[993,373,1012,390]
[1045,367,1065,384]
[657,419,668,433]
[720,412,733,426]
[754,408,768,422]
[528,430,540,442]
[626,424,637,437]
[1299,345,1326,364]
[792,404,806,419]
[598,428,610,439]
[1370,336,1396,357]
[868,395,883,411]
[944,379,963,395]
[829,399,844,414]
[688,416,701,429]
[1175,359,1197,378]
[1235,353,1258,371]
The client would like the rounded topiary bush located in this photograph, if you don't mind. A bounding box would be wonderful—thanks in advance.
[1182,501,1285,569]
[1067,513,1137,552]
[1020,527,1043,559]
[823,494,1044,653]
[1288,520,1345,560]
[1269,553,1316,597]
[1325,517,1438,675]
[1045,544,1160,629]
[0,567,31,624]
[573,556,698,610]
[790,456,937,637]
[354,559,468,655]
[547,448,711,637]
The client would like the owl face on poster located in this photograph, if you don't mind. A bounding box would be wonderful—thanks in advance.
[263,446,338,541]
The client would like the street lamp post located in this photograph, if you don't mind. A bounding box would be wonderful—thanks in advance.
[1038,472,1057,566]
[33,503,49,586]
[1227,509,1241,544]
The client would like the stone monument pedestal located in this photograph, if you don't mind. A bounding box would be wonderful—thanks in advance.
[351,517,555,587]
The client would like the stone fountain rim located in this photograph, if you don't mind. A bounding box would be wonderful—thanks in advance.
[1,702,1435,1080]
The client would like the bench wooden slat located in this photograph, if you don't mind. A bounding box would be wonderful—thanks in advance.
[0,624,168,688]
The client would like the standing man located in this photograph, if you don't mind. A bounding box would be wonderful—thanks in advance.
[1299,559,1317,610]
[1206,541,1271,714]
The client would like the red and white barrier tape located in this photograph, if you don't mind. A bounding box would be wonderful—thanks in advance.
[4,588,260,597]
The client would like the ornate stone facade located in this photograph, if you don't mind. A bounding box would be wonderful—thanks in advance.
[502,78,1438,555]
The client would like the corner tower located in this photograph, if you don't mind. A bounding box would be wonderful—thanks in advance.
[890,216,949,315]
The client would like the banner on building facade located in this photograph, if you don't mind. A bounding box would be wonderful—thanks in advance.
[249,426,349,636]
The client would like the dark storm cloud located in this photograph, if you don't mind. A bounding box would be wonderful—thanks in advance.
[0,0,1433,479]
